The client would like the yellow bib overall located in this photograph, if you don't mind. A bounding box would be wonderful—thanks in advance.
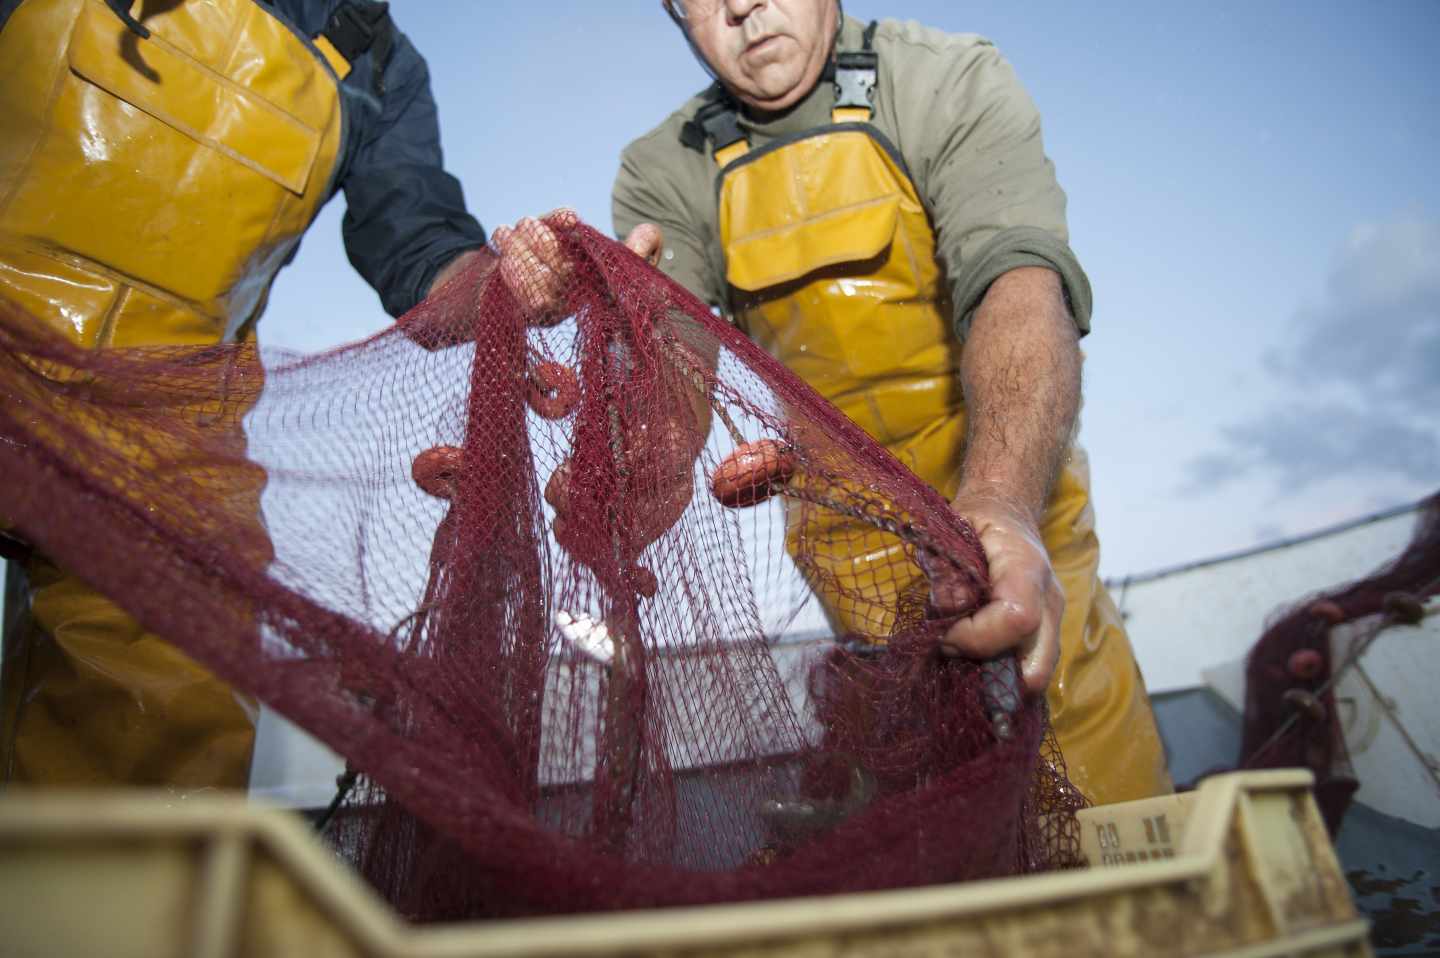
[711,60,1171,804]
[0,0,350,787]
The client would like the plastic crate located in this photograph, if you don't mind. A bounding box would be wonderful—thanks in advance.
[0,769,1370,957]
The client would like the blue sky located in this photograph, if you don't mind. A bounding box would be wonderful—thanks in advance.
[264,1,1440,576]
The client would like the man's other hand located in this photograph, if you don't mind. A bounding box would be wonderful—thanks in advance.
[623,222,664,266]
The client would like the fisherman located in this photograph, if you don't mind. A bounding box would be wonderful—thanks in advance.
[0,0,564,789]
[609,0,1171,803]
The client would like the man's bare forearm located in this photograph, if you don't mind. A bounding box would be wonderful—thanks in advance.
[956,266,1081,522]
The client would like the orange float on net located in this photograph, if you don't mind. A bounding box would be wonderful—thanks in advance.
[412,445,464,500]
[711,439,796,509]
[544,458,573,515]
[1286,648,1325,681]
[527,361,580,419]
[628,565,659,599]
[625,417,697,551]
[546,460,663,600]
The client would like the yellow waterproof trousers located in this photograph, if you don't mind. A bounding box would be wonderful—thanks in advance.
[0,0,345,787]
[2,559,259,786]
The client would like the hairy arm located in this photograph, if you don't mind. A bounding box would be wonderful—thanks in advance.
[937,266,1080,694]
[957,267,1079,520]
[884,28,1088,693]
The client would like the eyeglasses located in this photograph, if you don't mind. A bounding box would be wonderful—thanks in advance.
[663,0,718,22]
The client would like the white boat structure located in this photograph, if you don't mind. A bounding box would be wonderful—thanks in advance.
[1112,499,1439,955]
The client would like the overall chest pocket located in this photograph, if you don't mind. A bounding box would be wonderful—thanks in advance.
[3,0,323,307]
[720,127,948,393]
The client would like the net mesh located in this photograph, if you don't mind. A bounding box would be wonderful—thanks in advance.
[0,214,1085,919]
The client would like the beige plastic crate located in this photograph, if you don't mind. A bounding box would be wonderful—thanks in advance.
[0,769,1370,958]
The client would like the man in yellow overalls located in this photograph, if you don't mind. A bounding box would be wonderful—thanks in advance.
[0,0,537,789]
[611,0,1172,804]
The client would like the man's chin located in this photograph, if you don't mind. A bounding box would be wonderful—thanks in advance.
[733,76,815,115]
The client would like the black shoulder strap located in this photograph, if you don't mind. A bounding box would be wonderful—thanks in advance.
[680,87,748,156]
[322,0,396,94]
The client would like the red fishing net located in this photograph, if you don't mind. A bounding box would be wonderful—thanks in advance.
[1239,493,1439,834]
[0,214,1084,919]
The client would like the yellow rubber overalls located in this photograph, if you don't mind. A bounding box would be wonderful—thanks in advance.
[0,0,362,787]
[706,36,1172,805]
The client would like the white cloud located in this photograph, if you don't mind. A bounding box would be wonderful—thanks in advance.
[1270,212,1440,407]
[1186,211,1440,496]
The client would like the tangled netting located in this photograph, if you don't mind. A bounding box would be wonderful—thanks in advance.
[0,215,1084,919]
[1240,493,1440,834]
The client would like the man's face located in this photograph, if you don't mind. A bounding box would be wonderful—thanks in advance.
[674,0,838,114]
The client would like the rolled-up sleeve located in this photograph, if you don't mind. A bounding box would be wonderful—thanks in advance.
[893,32,1092,340]
[338,31,486,317]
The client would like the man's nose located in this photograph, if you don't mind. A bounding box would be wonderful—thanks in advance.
[723,0,765,24]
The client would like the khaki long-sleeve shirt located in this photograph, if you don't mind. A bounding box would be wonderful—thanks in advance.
[613,16,1092,340]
